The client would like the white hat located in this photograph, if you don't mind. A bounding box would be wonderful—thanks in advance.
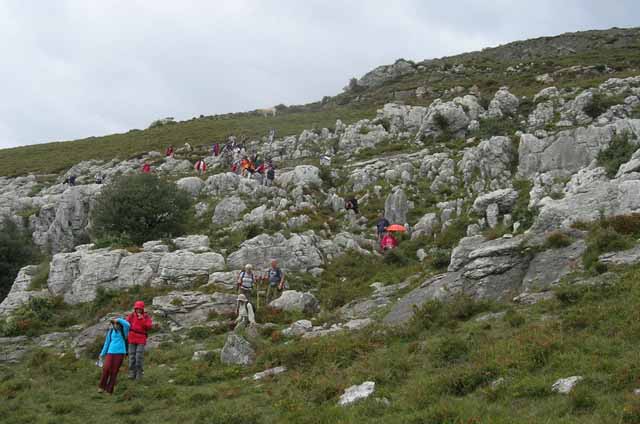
[237,294,248,302]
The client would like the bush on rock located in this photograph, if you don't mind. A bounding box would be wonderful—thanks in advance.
[91,174,192,245]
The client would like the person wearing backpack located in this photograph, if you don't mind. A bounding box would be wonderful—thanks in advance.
[265,166,275,187]
[235,293,256,332]
[98,317,130,394]
[237,264,256,303]
[264,259,286,303]
[126,301,152,380]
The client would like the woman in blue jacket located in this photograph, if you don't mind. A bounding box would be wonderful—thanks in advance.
[98,318,130,394]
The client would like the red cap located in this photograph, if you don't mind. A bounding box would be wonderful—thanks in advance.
[134,301,145,311]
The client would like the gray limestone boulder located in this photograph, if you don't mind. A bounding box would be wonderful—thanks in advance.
[31,184,103,254]
[523,240,586,290]
[176,177,204,197]
[384,187,409,224]
[152,291,237,325]
[269,290,320,315]
[157,157,192,173]
[0,266,50,316]
[486,87,519,118]
[157,251,225,286]
[276,165,322,188]
[220,333,255,366]
[459,136,516,193]
[172,235,210,253]
[212,196,247,226]
[598,245,640,266]
[472,189,519,215]
[412,213,439,239]
[356,59,416,88]
[227,232,323,271]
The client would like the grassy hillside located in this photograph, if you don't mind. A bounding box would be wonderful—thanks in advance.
[1,28,639,178]
[2,261,640,423]
[0,105,376,177]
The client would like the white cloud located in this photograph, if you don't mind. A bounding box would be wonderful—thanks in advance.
[0,0,637,148]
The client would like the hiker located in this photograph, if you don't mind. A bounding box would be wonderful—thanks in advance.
[126,301,152,381]
[66,174,77,186]
[376,212,390,241]
[184,142,193,153]
[212,143,220,157]
[241,156,252,177]
[141,162,151,174]
[165,145,174,157]
[264,259,286,303]
[98,317,130,394]
[237,264,256,302]
[265,165,275,187]
[235,294,256,331]
[380,231,398,251]
[194,159,207,174]
[95,174,103,184]
[345,198,359,214]
[320,155,331,167]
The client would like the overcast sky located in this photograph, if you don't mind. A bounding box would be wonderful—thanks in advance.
[0,1,638,148]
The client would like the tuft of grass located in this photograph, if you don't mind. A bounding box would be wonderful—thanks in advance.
[544,230,573,249]
[597,133,637,178]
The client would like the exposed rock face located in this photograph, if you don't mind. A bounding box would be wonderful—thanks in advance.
[276,165,322,188]
[523,240,586,290]
[459,136,516,193]
[172,235,211,253]
[338,121,389,155]
[598,245,640,266]
[31,185,102,254]
[220,333,255,366]
[212,196,247,226]
[378,103,427,134]
[385,235,531,326]
[0,336,30,363]
[472,189,519,215]
[517,122,639,179]
[227,232,323,271]
[531,166,640,233]
[176,177,204,196]
[0,266,50,316]
[356,59,416,88]
[281,319,313,337]
[486,87,519,118]
[269,290,320,315]
[340,281,411,320]
[45,239,223,304]
[157,251,225,286]
[412,213,439,239]
[152,291,236,325]
[384,187,409,224]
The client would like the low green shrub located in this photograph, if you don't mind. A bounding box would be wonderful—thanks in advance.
[597,133,636,178]
[544,231,573,249]
[584,93,626,119]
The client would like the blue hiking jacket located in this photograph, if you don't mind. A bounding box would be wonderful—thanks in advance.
[99,318,130,356]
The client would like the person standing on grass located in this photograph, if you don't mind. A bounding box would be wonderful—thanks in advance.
[265,259,285,303]
[98,317,130,395]
[235,293,256,332]
[126,301,152,380]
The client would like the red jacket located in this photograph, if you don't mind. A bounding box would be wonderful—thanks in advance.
[126,312,153,345]
[380,234,398,250]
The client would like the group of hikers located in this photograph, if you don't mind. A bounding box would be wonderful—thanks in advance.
[97,260,286,394]
[140,138,276,185]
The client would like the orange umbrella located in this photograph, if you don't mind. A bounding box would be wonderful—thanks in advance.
[386,224,406,232]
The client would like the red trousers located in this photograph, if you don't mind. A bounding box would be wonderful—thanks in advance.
[99,354,125,394]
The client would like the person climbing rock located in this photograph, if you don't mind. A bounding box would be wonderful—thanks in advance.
[165,145,174,157]
[126,301,152,380]
[98,317,130,394]
[235,293,256,332]
[265,259,286,303]
[141,162,151,174]
[376,212,390,240]
[237,264,256,302]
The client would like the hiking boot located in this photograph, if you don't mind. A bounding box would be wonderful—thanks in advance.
[128,372,136,380]
[135,371,144,380]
